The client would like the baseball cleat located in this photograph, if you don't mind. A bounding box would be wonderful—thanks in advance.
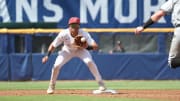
[98,86,106,91]
[47,84,55,94]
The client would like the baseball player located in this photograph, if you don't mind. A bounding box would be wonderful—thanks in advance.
[42,17,106,94]
[135,0,180,69]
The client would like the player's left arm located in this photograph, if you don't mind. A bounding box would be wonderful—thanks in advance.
[85,32,99,50]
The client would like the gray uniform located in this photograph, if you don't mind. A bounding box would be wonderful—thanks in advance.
[160,0,180,68]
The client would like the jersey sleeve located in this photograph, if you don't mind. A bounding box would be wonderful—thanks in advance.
[51,32,64,48]
[160,0,174,13]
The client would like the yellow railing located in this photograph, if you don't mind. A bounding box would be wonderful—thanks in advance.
[0,28,174,34]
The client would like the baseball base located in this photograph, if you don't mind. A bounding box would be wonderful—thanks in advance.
[92,89,117,94]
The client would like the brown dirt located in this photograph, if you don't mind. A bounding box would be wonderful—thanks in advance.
[0,89,180,101]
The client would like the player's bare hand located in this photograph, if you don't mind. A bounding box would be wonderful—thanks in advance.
[135,26,144,35]
[42,56,48,64]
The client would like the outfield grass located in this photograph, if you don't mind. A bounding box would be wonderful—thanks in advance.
[0,80,180,101]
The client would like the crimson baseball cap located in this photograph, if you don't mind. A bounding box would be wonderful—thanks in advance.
[68,17,80,25]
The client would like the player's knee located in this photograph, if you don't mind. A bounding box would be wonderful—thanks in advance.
[86,60,94,67]
[52,65,61,71]
[168,58,179,69]
[83,58,92,65]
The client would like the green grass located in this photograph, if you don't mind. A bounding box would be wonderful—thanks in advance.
[0,95,156,101]
[0,80,180,90]
[0,80,180,101]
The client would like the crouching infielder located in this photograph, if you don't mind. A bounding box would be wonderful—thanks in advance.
[42,17,106,94]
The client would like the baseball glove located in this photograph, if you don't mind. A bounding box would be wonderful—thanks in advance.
[73,35,87,48]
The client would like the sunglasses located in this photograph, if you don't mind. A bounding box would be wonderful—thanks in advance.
[69,24,80,28]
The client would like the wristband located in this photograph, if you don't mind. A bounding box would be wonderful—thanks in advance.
[46,51,51,57]
[143,18,154,29]
[86,46,94,50]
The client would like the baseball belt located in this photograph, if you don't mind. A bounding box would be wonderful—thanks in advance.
[175,24,180,27]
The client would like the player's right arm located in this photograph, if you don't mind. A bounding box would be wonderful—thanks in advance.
[135,10,166,35]
[135,0,175,35]
[42,32,64,64]
[42,43,55,64]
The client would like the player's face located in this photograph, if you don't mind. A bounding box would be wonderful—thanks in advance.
[69,23,80,36]
[70,24,80,29]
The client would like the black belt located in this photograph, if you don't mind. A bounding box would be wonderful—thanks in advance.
[175,24,180,27]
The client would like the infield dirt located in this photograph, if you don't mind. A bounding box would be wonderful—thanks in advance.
[0,89,180,101]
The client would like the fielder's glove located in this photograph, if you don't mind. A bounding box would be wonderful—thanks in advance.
[73,35,88,48]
